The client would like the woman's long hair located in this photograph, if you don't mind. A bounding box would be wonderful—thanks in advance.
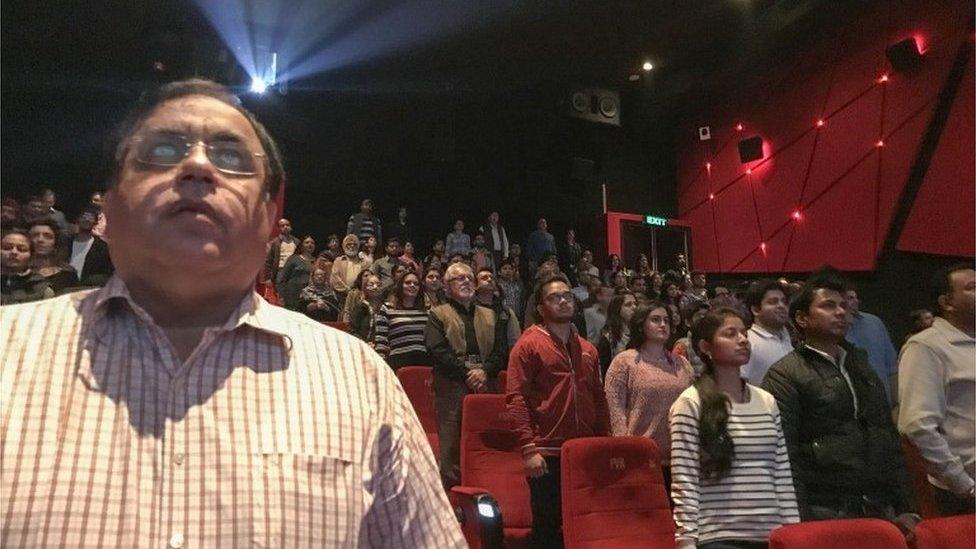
[390,272,425,311]
[689,306,743,480]
[602,291,635,345]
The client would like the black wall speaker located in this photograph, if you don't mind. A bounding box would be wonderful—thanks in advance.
[885,37,923,72]
[738,136,764,164]
[568,88,621,126]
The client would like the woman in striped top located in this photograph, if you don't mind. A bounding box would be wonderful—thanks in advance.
[669,307,799,549]
[374,271,431,370]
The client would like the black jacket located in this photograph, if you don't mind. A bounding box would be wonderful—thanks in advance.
[761,343,914,518]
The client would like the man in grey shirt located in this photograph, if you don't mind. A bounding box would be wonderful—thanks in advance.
[898,263,975,515]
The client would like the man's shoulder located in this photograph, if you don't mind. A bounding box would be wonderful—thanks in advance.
[766,349,807,376]
[0,290,97,348]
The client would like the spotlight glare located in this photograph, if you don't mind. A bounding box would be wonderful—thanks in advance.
[250,77,268,94]
[642,61,654,71]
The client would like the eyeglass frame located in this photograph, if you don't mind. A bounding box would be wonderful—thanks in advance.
[128,132,267,177]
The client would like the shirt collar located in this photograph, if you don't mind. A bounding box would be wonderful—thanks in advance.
[750,323,789,341]
[932,316,975,345]
[91,275,293,345]
[803,342,847,368]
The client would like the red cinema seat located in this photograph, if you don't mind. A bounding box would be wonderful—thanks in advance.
[915,515,976,549]
[450,394,532,548]
[769,518,908,549]
[900,436,941,518]
[560,436,674,548]
[395,367,439,456]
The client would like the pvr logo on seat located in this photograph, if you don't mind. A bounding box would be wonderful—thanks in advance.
[609,457,625,471]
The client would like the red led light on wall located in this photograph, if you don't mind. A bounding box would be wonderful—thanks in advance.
[816,119,825,127]
[736,123,744,131]
[877,140,885,147]
[746,168,753,175]
[879,74,889,83]
[709,193,715,200]
[792,210,803,220]
[759,242,767,254]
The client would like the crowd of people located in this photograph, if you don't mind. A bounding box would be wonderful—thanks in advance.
[1,78,972,548]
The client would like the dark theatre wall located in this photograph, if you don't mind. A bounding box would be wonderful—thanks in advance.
[675,0,973,274]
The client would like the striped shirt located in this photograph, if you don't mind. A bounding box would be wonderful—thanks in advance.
[1,276,464,548]
[374,305,429,360]
[669,384,800,548]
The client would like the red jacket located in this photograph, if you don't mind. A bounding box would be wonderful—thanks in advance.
[505,324,611,457]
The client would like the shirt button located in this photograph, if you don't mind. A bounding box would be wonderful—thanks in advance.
[174,453,184,466]
[168,532,184,549]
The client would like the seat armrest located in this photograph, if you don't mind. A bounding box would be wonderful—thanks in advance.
[449,486,504,549]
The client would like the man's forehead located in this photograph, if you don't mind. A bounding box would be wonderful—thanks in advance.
[813,288,843,302]
[137,95,258,141]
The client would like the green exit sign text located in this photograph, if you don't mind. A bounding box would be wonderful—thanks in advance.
[644,215,668,226]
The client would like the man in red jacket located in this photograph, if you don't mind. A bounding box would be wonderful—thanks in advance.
[506,273,610,548]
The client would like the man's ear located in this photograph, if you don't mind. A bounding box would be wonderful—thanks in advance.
[937,293,952,314]
[794,310,808,331]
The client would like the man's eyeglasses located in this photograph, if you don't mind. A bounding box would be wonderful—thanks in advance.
[544,292,574,304]
[131,132,266,176]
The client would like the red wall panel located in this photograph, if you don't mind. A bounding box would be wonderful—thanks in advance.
[898,57,975,257]
[676,1,972,272]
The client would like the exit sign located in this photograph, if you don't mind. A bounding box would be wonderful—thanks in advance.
[645,215,668,226]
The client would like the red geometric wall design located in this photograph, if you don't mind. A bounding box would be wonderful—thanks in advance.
[676,0,972,273]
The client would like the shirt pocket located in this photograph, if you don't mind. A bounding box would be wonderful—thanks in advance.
[237,450,358,547]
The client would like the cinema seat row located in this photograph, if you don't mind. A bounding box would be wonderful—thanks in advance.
[396,367,975,549]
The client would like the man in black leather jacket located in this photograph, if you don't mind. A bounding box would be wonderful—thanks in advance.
[761,271,919,536]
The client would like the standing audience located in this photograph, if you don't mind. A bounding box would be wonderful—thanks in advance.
[740,279,794,385]
[445,219,471,257]
[761,271,917,535]
[65,206,113,286]
[597,290,637,376]
[346,198,382,244]
[298,267,340,321]
[670,307,799,549]
[375,271,431,369]
[330,234,365,303]
[276,234,315,311]
[264,217,296,288]
[425,262,507,489]
[506,273,610,549]
[1,228,53,304]
[898,263,975,516]
[28,219,78,294]
[845,287,899,404]
[479,211,509,271]
[606,302,694,488]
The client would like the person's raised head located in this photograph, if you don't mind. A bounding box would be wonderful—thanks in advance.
[498,260,516,281]
[90,191,104,207]
[393,271,423,310]
[24,195,47,221]
[596,285,614,309]
[423,265,443,292]
[444,262,475,304]
[103,78,284,314]
[627,301,671,350]
[537,218,548,231]
[745,278,788,331]
[790,267,849,343]
[534,273,574,325]
[691,271,706,288]
[488,211,499,224]
[1,229,32,274]
[360,198,373,214]
[277,218,292,237]
[310,267,329,287]
[299,235,316,256]
[631,276,648,296]
[1,199,21,224]
[475,267,495,296]
[41,188,57,208]
[844,288,860,317]
[342,234,360,257]
[472,233,486,248]
[27,219,61,260]
[75,207,100,234]
[384,237,402,258]
[930,263,975,328]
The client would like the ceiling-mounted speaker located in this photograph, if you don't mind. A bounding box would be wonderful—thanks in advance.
[567,88,621,126]
[738,136,764,163]
[885,37,923,72]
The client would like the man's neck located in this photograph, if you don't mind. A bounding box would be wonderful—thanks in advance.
[120,273,251,329]
[754,319,784,335]
[804,336,842,361]
[451,297,472,310]
[544,320,572,344]
[475,292,493,306]
[944,313,976,338]
[74,231,93,242]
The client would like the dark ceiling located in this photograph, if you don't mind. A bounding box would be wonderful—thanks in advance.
[2,0,855,118]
